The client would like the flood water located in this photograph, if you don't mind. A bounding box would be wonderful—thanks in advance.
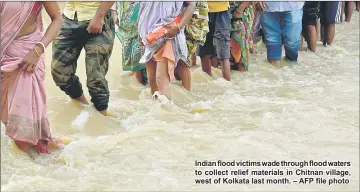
[1,7,359,192]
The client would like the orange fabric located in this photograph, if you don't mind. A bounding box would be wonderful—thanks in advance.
[230,37,242,63]
[146,14,183,45]
[153,40,176,81]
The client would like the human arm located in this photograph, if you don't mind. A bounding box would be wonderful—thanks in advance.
[87,1,115,34]
[165,1,195,38]
[233,2,251,18]
[255,1,267,13]
[22,1,63,72]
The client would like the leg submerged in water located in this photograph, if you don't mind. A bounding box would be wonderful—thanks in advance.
[214,10,231,81]
[345,1,355,22]
[260,11,283,67]
[134,70,144,84]
[146,60,159,95]
[175,62,191,91]
[84,12,115,116]
[283,9,302,62]
[156,61,171,99]
[320,1,338,46]
[201,55,213,76]
[51,16,88,105]
[199,15,215,77]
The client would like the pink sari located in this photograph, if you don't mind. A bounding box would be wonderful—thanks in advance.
[1,2,56,154]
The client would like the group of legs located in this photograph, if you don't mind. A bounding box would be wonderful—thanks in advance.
[145,60,191,100]
[302,1,358,52]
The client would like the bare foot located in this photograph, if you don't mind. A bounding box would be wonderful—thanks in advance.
[99,110,117,117]
[13,142,37,159]
[26,147,38,159]
[48,138,68,150]
[72,95,89,105]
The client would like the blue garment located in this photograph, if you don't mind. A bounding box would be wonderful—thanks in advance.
[265,2,304,12]
[260,8,303,61]
[320,1,340,25]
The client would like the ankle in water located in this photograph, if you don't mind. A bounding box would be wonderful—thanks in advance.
[152,91,170,104]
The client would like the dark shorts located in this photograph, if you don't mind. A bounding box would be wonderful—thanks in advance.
[303,1,320,26]
[198,10,231,60]
[320,1,340,25]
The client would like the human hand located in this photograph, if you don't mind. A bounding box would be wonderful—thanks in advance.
[164,24,180,39]
[256,2,266,13]
[21,46,41,72]
[87,15,105,34]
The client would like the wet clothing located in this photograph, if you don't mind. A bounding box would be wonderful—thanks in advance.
[51,11,115,111]
[230,2,255,71]
[1,2,58,154]
[260,2,303,61]
[138,2,188,81]
[335,2,343,23]
[303,1,320,26]
[198,9,231,60]
[185,2,209,64]
[320,1,340,25]
[115,2,146,72]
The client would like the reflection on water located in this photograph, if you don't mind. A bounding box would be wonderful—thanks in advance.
[1,10,359,192]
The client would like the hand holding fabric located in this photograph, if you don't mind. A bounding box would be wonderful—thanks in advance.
[255,2,266,13]
[87,15,104,34]
[164,24,180,39]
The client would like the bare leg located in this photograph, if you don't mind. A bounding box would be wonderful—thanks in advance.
[175,62,191,91]
[306,25,317,52]
[14,140,37,159]
[134,70,143,84]
[316,19,321,41]
[342,1,346,20]
[201,55,212,76]
[219,59,231,81]
[322,24,327,46]
[146,60,158,95]
[345,1,355,22]
[325,24,336,46]
[14,140,30,151]
[299,34,304,51]
[155,61,171,99]
[191,54,197,66]
[211,56,219,68]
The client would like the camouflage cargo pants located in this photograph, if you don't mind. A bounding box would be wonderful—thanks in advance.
[51,11,115,111]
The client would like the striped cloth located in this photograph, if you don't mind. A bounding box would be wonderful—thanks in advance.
[335,1,343,23]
